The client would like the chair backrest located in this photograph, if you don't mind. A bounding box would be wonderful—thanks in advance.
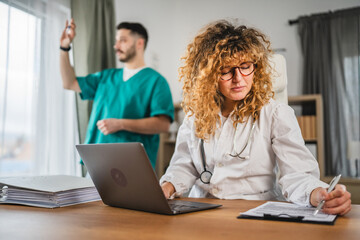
[269,54,288,104]
[268,54,288,200]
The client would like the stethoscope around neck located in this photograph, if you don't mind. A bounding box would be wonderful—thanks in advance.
[199,119,256,184]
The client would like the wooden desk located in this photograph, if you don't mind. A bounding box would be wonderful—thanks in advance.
[0,198,359,240]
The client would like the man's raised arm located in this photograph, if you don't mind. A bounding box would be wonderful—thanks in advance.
[59,18,81,92]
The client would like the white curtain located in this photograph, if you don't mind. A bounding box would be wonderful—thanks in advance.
[0,0,81,176]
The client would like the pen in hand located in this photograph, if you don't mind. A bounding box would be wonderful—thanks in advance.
[313,174,342,216]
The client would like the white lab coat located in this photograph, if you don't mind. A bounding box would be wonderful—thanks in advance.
[160,99,328,206]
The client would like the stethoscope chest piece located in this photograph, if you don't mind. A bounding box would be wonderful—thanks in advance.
[200,170,212,184]
[200,139,212,184]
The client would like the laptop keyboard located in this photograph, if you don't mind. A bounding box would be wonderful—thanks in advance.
[168,200,203,212]
[166,200,221,214]
[169,203,199,211]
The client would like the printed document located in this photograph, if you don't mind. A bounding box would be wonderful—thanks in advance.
[239,201,337,224]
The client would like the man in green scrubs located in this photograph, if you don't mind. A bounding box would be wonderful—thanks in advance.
[59,20,174,169]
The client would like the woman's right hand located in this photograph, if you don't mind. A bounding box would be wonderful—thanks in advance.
[161,182,175,199]
[60,18,76,48]
[310,184,351,215]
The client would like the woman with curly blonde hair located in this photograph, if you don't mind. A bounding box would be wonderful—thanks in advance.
[161,20,351,215]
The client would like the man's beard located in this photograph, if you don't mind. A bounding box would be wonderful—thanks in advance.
[119,44,136,63]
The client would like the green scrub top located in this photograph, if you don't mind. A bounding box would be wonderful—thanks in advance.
[77,67,174,169]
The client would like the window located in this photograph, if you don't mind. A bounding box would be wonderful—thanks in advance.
[0,0,79,177]
[0,2,41,176]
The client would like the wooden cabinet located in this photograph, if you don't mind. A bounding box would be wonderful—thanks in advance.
[288,94,325,179]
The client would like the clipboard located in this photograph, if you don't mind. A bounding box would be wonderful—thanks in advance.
[237,201,338,225]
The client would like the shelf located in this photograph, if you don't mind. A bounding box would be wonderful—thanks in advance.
[288,94,322,103]
[288,94,325,178]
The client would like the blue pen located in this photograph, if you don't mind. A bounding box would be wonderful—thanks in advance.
[313,174,342,216]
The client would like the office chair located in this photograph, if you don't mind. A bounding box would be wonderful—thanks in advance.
[269,54,288,104]
[269,53,288,200]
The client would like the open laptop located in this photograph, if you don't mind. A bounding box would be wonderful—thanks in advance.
[76,142,221,215]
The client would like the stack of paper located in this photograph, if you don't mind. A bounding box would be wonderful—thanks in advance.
[0,175,101,208]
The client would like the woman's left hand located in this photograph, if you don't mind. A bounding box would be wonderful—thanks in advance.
[310,184,351,215]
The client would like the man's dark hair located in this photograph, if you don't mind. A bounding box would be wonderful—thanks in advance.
[117,22,148,49]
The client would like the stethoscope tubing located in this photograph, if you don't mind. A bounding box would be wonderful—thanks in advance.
[229,121,255,159]
[199,118,255,184]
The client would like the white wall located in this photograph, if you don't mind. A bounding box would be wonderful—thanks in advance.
[114,0,360,103]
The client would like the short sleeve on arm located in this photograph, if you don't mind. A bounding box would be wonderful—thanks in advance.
[149,76,174,122]
[77,71,104,100]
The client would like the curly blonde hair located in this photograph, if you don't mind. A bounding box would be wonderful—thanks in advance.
[179,20,274,140]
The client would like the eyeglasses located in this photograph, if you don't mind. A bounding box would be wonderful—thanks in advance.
[220,62,256,81]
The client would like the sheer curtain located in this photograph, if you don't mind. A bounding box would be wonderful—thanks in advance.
[0,0,81,176]
[34,0,81,175]
[298,7,360,177]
